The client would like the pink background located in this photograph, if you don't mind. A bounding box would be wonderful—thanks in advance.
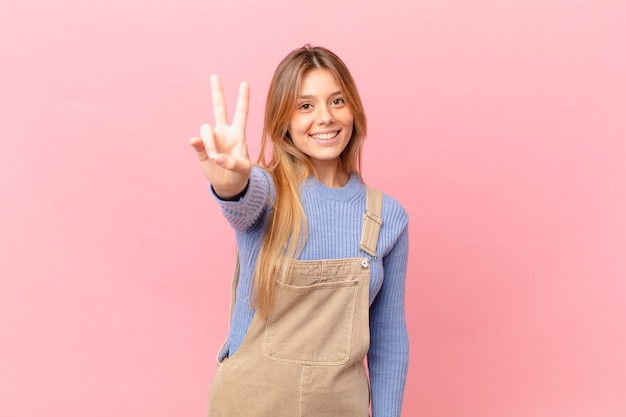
[2,0,625,416]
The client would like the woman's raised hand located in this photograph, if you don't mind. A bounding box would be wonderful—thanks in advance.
[189,75,251,199]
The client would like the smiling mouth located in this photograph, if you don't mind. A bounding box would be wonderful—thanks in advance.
[309,131,339,141]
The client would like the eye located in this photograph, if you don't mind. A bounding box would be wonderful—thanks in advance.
[331,97,345,107]
[298,103,313,111]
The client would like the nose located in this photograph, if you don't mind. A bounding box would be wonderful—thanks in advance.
[317,104,334,124]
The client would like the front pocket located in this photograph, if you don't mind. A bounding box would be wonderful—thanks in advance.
[263,279,360,365]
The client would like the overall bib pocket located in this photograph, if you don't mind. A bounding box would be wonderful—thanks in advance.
[263,279,360,365]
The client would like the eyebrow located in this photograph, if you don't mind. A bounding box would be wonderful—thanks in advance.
[298,91,343,99]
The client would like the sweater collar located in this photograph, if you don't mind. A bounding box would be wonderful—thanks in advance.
[301,172,364,202]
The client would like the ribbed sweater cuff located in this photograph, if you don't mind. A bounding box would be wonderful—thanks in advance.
[209,168,271,231]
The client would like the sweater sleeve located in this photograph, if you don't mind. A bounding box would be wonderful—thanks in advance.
[209,167,274,232]
[368,224,410,417]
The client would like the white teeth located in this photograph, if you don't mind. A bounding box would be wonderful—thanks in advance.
[310,131,338,140]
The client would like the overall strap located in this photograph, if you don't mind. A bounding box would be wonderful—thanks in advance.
[359,186,384,257]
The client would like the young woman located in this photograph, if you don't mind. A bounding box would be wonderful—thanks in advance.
[189,45,409,417]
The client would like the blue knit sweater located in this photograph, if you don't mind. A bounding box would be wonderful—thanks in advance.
[211,166,409,417]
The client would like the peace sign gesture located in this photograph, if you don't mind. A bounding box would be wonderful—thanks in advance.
[189,75,251,199]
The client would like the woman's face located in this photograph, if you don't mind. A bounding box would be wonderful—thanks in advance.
[287,69,354,170]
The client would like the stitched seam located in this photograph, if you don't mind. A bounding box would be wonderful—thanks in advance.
[299,365,304,417]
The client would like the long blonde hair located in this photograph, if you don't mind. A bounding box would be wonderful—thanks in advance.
[253,45,367,316]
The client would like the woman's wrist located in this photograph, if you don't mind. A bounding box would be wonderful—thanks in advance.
[212,180,249,201]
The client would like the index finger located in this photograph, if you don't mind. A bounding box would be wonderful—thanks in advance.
[210,74,228,126]
[232,81,250,130]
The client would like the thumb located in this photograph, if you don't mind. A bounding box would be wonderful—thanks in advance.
[213,153,251,173]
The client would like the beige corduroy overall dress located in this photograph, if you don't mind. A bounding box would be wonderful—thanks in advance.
[208,186,383,417]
